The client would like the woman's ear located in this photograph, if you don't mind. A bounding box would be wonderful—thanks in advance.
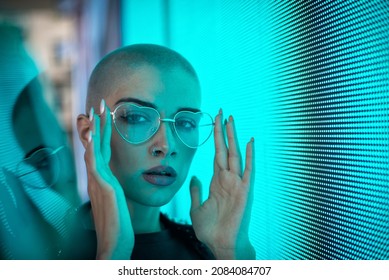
[77,114,91,149]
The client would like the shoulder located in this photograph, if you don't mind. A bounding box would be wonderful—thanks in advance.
[160,214,215,260]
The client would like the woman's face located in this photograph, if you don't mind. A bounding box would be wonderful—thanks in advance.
[105,64,201,207]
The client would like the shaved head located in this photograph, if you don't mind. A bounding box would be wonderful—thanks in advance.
[86,44,199,112]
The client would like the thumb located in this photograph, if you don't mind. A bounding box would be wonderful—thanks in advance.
[189,176,202,211]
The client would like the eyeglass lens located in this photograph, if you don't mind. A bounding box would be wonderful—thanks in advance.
[16,148,60,188]
[113,103,214,148]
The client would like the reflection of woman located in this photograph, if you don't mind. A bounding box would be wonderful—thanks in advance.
[0,23,79,259]
[12,76,79,204]
[76,44,256,259]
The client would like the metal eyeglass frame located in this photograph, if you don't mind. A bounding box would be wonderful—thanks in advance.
[109,103,215,149]
[16,145,65,188]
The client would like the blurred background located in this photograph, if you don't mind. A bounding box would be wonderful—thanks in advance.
[0,0,388,259]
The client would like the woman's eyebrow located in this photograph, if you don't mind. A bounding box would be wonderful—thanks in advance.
[25,145,46,159]
[114,97,157,109]
[115,97,201,113]
[177,107,200,113]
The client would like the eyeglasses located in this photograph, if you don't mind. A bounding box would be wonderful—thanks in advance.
[111,103,214,148]
[16,146,65,188]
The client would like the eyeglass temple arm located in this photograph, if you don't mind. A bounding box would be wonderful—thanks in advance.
[52,146,65,155]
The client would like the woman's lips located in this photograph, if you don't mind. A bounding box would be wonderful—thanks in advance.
[142,166,177,186]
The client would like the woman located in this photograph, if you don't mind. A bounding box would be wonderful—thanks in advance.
[76,44,255,259]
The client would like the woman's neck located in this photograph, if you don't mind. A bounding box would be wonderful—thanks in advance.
[126,200,162,234]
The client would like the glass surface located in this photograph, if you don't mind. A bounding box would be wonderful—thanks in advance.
[16,146,64,188]
[112,103,214,148]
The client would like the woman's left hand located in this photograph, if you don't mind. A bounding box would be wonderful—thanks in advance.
[190,109,256,260]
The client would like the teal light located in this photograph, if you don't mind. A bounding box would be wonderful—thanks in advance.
[122,0,389,259]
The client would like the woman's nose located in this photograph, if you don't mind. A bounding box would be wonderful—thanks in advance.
[149,121,177,157]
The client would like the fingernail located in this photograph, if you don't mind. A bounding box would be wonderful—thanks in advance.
[191,176,199,184]
[229,115,233,122]
[100,99,105,115]
[89,107,94,122]
[88,130,92,143]
[251,137,254,143]
[216,108,223,120]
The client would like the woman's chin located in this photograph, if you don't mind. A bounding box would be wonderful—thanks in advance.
[124,182,181,208]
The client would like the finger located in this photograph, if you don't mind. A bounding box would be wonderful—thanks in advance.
[85,129,97,197]
[87,112,105,180]
[189,176,202,211]
[242,137,255,188]
[87,110,121,195]
[226,115,243,176]
[213,108,228,170]
[99,99,112,164]
[85,108,96,172]
[92,112,104,164]
[86,125,110,202]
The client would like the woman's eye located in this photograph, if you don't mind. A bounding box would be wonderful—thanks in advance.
[27,154,51,171]
[36,157,51,169]
[26,151,51,169]
[176,119,197,129]
[121,113,149,124]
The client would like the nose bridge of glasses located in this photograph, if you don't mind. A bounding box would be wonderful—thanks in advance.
[154,118,177,145]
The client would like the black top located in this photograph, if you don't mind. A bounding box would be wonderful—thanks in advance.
[69,203,214,260]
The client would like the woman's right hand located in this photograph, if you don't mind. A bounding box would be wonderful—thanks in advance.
[85,100,134,259]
